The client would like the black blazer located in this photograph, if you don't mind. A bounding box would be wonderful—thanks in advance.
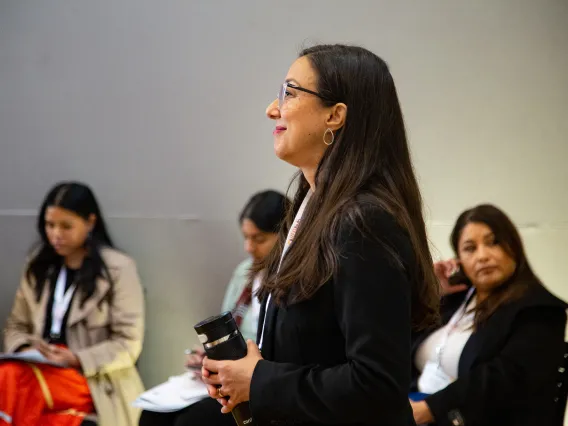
[410,283,567,426]
[250,208,417,426]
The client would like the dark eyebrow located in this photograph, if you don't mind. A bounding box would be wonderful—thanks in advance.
[461,232,494,247]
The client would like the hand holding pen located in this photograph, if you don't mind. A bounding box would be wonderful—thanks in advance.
[184,346,205,381]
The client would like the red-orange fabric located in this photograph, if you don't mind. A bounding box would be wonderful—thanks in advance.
[0,359,94,426]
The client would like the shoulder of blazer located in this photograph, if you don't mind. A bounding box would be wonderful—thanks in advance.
[100,247,136,271]
[472,283,567,343]
[336,199,414,265]
[501,282,568,318]
[457,283,567,373]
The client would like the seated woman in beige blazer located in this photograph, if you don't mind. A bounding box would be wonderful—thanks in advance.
[0,181,145,426]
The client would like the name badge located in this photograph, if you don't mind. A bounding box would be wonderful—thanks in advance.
[418,361,454,394]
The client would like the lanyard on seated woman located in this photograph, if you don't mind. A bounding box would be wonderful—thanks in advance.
[435,287,476,367]
[50,267,77,340]
[418,287,476,394]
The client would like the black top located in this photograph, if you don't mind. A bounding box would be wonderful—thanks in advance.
[251,207,416,426]
[410,283,568,426]
[42,265,79,345]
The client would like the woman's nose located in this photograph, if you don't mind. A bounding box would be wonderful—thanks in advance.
[266,99,280,119]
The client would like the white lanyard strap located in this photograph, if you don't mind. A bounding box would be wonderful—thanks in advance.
[435,287,475,367]
[259,191,312,349]
[277,191,312,273]
[50,266,77,338]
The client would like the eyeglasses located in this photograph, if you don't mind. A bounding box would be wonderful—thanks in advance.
[277,82,335,109]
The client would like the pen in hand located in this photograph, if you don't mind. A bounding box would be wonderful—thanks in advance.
[184,348,205,380]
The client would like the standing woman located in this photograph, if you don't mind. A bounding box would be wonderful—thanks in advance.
[201,44,440,426]
[1,182,145,426]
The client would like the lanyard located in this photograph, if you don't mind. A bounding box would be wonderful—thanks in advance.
[259,191,312,349]
[50,266,77,338]
[435,287,475,367]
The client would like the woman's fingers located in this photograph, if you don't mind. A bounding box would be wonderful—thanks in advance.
[202,356,223,373]
[206,384,218,398]
[202,372,222,386]
[185,354,202,367]
[201,365,210,377]
[36,343,52,357]
[221,396,239,413]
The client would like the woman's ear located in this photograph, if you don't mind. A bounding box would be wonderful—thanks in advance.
[325,103,347,131]
[87,214,97,233]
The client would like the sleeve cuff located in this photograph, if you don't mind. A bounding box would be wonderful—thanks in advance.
[5,335,33,354]
[425,390,454,426]
[75,348,98,377]
[249,359,287,422]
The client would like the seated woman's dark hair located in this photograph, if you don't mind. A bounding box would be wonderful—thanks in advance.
[27,181,115,305]
[239,190,290,233]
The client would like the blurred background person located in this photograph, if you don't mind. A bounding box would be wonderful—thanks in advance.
[1,182,145,426]
[139,189,289,426]
[410,204,567,426]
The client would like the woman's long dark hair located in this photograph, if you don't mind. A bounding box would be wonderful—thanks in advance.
[254,44,440,331]
[27,181,115,305]
[451,204,541,327]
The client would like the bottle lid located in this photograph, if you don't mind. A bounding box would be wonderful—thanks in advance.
[194,311,237,344]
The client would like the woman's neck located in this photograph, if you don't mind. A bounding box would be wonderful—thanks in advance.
[64,249,86,270]
[301,167,317,191]
[475,289,490,304]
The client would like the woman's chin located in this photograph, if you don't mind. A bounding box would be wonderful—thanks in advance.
[52,246,67,256]
[273,139,285,157]
[274,140,294,164]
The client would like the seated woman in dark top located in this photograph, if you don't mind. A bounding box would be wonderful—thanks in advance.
[410,204,567,426]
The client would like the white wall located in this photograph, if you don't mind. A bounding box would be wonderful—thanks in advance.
[0,1,567,400]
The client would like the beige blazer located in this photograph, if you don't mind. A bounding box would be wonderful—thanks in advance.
[3,247,145,426]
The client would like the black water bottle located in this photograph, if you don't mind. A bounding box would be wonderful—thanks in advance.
[194,312,256,426]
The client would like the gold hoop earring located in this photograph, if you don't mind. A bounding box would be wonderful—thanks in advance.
[323,128,334,146]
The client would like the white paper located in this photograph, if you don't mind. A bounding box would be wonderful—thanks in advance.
[0,349,67,368]
[132,372,209,413]
[418,361,454,394]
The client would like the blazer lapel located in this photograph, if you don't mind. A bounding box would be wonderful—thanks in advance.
[459,310,505,374]
[259,296,278,360]
[257,297,267,345]
[31,283,50,335]
[459,329,483,373]
[67,276,110,327]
